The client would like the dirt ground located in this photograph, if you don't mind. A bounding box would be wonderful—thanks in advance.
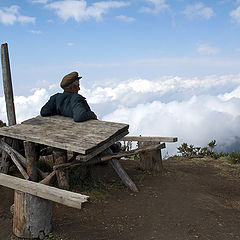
[1,156,240,240]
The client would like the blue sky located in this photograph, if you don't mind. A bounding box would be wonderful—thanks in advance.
[1,0,240,155]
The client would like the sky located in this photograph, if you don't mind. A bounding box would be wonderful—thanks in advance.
[1,0,240,156]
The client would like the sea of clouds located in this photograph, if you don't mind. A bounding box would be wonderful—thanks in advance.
[1,74,240,156]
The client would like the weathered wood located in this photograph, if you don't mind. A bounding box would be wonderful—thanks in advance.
[122,136,178,142]
[0,140,29,179]
[1,43,16,126]
[53,148,69,190]
[13,191,52,239]
[75,130,129,162]
[40,170,56,185]
[24,141,37,181]
[13,140,52,239]
[0,115,129,155]
[0,140,47,179]
[138,141,163,172]
[0,173,89,209]
[109,158,138,192]
[101,143,166,161]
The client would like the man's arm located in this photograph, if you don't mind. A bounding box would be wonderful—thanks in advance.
[40,94,58,116]
[71,95,97,122]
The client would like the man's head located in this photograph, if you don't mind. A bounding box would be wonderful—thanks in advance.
[60,72,82,93]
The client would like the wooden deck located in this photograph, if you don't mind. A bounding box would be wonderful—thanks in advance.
[0,115,129,155]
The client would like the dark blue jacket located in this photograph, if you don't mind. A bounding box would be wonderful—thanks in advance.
[40,91,96,122]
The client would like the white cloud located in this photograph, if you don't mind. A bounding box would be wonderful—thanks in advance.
[183,3,215,19]
[46,0,130,22]
[29,30,42,34]
[140,0,168,14]
[0,5,35,25]
[197,43,219,55]
[0,89,49,124]
[67,42,75,46]
[32,0,49,3]
[230,6,240,24]
[116,15,135,22]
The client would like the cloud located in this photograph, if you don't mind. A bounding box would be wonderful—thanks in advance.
[0,5,35,25]
[0,89,49,124]
[140,0,168,14]
[2,74,240,156]
[116,15,135,22]
[197,43,219,55]
[183,3,215,19]
[230,6,240,24]
[32,0,49,3]
[29,30,42,34]
[67,42,75,46]
[46,0,130,22]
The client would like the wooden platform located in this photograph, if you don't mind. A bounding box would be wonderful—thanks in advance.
[0,115,129,155]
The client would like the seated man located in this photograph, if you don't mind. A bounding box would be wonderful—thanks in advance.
[40,72,97,122]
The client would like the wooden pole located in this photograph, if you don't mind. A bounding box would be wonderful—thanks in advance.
[13,141,52,239]
[1,43,17,173]
[1,43,16,126]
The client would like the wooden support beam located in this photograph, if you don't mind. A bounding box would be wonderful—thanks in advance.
[0,140,47,179]
[53,143,166,171]
[109,158,138,192]
[122,136,178,142]
[0,140,29,179]
[24,141,37,181]
[40,170,56,185]
[0,173,89,209]
[101,143,166,161]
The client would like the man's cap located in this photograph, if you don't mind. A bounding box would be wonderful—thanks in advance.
[60,72,82,89]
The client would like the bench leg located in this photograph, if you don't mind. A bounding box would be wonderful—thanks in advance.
[109,158,138,192]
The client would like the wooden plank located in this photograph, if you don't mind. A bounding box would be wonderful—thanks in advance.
[122,136,178,142]
[40,171,56,185]
[0,173,89,209]
[109,158,138,192]
[0,141,29,180]
[0,116,129,154]
[101,143,166,161]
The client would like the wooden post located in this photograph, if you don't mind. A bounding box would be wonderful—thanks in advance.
[138,141,163,172]
[13,141,52,239]
[53,148,69,190]
[1,43,17,173]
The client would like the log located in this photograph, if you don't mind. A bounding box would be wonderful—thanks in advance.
[0,173,88,209]
[1,43,16,126]
[24,141,37,181]
[109,158,138,192]
[1,43,17,174]
[138,141,163,172]
[13,141,51,239]
[53,148,69,190]
[122,136,178,142]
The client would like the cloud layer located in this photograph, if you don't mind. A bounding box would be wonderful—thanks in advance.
[1,74,240,156]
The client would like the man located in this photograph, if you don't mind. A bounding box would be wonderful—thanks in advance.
[40,71,97,122]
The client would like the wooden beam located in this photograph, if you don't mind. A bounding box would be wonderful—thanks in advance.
[101,143,166,161]
[40,170,56,185]
[0,173,89,209]
[0,140,29,179]
[122,136,178,142]
[109,158,138,192]
[1,43,16,126]
[0,140,47,179]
